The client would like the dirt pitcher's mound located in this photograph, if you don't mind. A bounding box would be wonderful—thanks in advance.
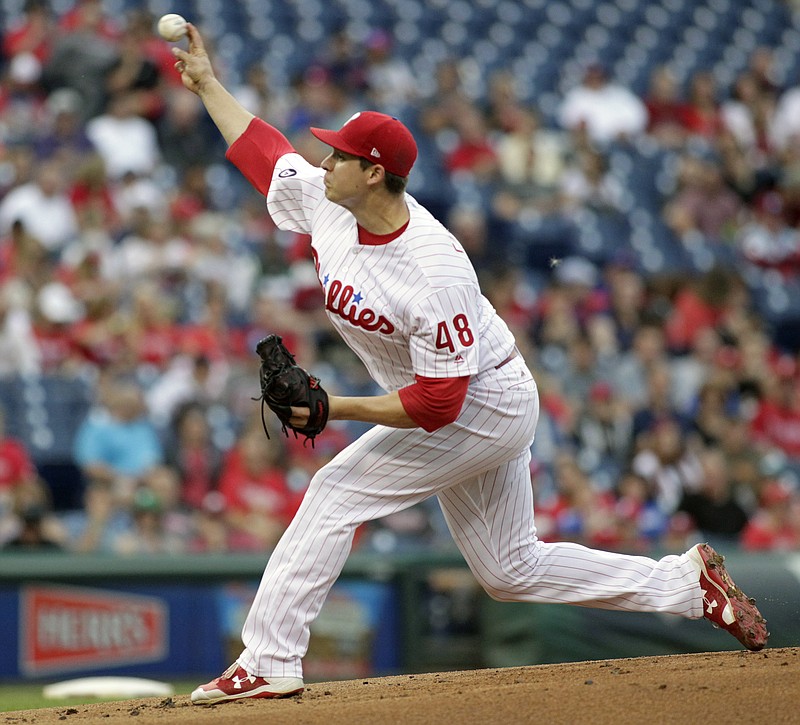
[8,648,799,725]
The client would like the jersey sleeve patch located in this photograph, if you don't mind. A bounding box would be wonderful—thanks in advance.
[266,154,327,234]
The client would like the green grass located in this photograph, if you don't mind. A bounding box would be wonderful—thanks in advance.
[0,681,197,713]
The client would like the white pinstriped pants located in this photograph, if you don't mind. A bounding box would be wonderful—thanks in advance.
[237,358,704,678]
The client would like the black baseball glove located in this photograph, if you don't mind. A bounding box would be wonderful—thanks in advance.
[254,334,329,446]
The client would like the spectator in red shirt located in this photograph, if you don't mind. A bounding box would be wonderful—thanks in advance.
[665,267,748,354]
[0,414,56,547]
[70,287,126,368]
[2,0,55,64]
[682,70,726,140]
[643,65,691,148]
[168,165,212,233]
[217,428,303,551]
[68,153,121,236]
[165,402,223,510]
[31,281,84,372]
[444,105,499,184]
[125,283,180,369]
[750,356,800,460]
[57,0,120,40]
[0,406,37,492]
[740,480,800,551]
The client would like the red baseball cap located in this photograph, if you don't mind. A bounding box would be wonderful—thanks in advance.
[310,111,418,177]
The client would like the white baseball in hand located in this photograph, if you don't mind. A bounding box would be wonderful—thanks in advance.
[157,13,188,42]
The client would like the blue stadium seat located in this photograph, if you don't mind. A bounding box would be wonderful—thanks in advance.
[0,373,92,511]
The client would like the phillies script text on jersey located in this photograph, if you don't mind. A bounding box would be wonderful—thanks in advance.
[324,278,395,334]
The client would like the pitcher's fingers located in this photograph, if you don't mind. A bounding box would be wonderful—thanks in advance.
[171,45,189,62]
[185,23,204,50]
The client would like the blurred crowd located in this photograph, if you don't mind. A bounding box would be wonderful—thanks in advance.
[2,0,800,557]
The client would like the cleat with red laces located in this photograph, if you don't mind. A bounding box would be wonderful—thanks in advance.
[687,543,769,652]
[191,663,304,705]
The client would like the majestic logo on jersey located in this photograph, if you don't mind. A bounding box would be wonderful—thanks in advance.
[278,169,297,177]
[325,279,395,334]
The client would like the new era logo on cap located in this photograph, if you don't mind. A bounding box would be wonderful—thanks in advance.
[310,111,417,177]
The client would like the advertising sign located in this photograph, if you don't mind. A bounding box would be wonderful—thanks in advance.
[19,585,168,676]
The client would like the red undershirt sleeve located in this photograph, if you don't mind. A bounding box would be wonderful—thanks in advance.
[398,375,470,432]
[225,117,295,196]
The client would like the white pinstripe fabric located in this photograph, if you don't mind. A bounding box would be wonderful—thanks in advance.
[237,358,703,678]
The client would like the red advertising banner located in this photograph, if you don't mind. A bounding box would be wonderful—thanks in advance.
[19,585,168,675]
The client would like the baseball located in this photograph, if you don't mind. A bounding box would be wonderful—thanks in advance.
[157,13,187,42]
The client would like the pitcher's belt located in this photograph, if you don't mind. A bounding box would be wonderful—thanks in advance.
[494,349,519,369]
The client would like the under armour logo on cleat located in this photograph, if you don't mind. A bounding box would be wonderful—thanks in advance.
[231,675,256,690]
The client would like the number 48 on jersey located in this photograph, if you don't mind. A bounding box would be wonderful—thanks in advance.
[436,314,475,352]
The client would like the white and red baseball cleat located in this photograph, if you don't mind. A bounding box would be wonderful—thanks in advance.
[687,543,769,651]
[191,662,304,705]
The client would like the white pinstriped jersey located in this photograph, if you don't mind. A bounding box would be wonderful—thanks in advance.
[266,152,516,391]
